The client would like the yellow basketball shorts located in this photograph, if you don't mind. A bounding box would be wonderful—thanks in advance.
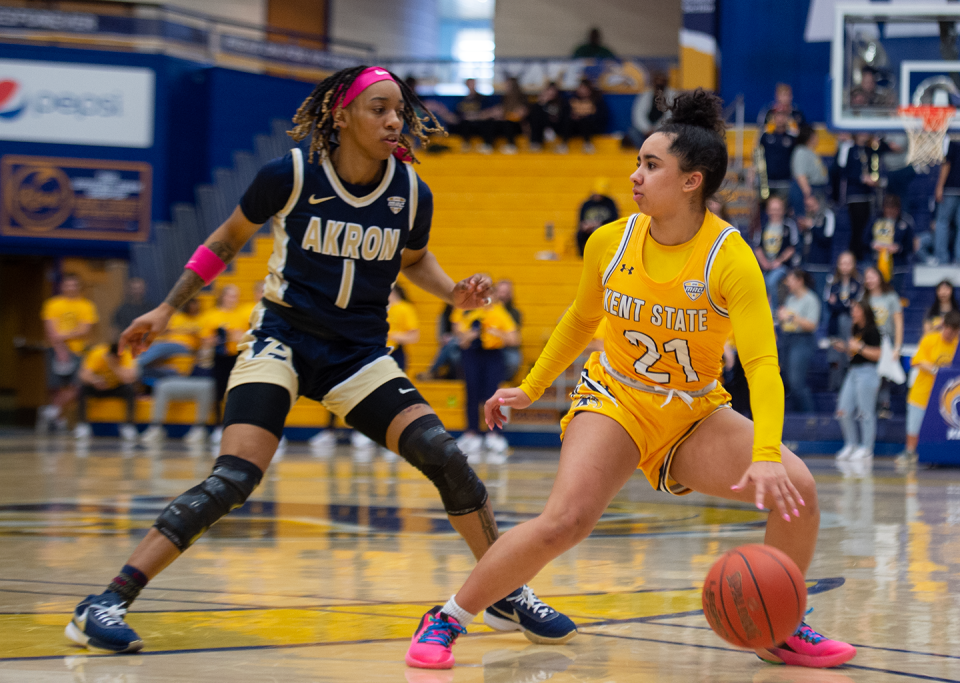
[559,352,731,495]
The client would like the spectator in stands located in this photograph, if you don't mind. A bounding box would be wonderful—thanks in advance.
[797,193,835,297]
[753,195,799,308]
[577,179,619,256]
[452,78,496,153]
[790,125,829,213]
[758,83,806,129]
[453,288,518,456]
[777,268,820,414]
[136,298,205,381]
[495,279,523,381]
[833,133,882,262]
[834,300,882,462]
[386,285,419,373]
[417,304,461,381]
[203,284,249,445]
[924,280,959,334]
[567,78,607,153]
[870,194,914,289]
[933,136,960,263]
[863,265,903,419]
[624,71,675,149]
[38,274,99,434]
[139,374,215,447]
[706,196,746,235]
[572,27,616,59]
[825,252,862,390]
[74,341,138,442]
[493,76,528,154]
[849,66,897,108]
[112,277,153,336]
[529,82,570,153]
[754,110,797,202]
[899,310,960,466]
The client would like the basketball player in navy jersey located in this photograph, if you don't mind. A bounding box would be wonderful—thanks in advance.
[65,66,575,653]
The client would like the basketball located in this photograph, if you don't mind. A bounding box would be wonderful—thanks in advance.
[701,544,807,649]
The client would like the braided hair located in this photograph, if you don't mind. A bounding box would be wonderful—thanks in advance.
[288,65,445,164]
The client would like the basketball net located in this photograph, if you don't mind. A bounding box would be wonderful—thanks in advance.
[898,105,956,173]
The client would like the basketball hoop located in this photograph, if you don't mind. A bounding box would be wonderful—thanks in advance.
[898,105,956,173]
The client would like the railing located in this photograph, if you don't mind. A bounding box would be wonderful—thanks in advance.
[0,1,372,75]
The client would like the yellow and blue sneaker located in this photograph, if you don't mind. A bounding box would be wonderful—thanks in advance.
[65,592,143,654]
[483,585,577,644]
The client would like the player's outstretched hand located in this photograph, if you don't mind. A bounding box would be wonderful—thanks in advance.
[484,388,532,430]
[452,273,493,310]
[119,305,174,357]
[731,460,805,522]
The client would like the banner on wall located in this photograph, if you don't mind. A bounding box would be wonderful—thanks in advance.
[0,59,155,148]
[0,155,151,242]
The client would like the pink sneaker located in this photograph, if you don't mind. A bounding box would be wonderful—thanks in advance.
[756,621,857,668]
[405,607,466,670]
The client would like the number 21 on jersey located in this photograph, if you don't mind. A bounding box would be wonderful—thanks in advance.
[623,330,700,384]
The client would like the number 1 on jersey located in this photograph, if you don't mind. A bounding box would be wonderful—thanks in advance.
[623,331,699,384]
[335,259,356,308]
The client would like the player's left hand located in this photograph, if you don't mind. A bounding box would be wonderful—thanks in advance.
[731,461,804,522]
[452,274,493,309]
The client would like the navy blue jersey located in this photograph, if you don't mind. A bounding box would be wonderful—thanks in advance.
[239,149,432,346]
[759,131,796,182]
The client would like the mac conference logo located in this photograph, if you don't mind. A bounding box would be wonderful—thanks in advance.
[6,164,75,232]
[683,280,706,301]
[939,377,960,440]
[0,80,25,120]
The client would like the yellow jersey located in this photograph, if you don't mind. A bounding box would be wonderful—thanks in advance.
[452,303,517,350]
[41,296,99,355]
[83,344,135,389]
[202,307,254,356]
[387,300,419,345]
[908,331,959,408]
[158,311,205,351]
[520,211,784,462]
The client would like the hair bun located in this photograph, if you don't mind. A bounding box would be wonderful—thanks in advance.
[665,88,725,136]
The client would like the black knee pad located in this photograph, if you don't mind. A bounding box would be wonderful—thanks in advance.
[223,383,291,439]
[345,377,429,447]
[398,414,487,516]
[154,455,263,551]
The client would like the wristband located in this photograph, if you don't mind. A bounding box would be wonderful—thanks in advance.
[184,245,227,285]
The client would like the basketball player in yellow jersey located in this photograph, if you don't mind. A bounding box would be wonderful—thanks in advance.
[407,90,857,670]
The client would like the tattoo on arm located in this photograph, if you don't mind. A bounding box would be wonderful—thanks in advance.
[477,502,499,545]
[162,240,239,310]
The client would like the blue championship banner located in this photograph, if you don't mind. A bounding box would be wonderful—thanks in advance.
[917,362,960,465]
[0,155,151,242]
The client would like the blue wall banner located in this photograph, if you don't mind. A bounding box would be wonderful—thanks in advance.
[0,155,151,242]
[916,363,960,465]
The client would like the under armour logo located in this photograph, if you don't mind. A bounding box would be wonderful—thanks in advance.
[619,264,634,275]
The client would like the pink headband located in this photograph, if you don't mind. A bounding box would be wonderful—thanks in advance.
[336,66,396,109]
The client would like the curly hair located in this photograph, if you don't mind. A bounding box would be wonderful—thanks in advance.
[288,65,445,164]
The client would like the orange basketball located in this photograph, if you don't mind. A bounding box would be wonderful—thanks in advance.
[701,544,807,649]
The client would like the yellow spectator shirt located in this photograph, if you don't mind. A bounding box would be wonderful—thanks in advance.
[452,303,517,350]
[387,300,419,345]
[908,331,959,408]
[519,211,784,463]
[202,307,253,356]
[83,344,135,389]
[42,296,99,355]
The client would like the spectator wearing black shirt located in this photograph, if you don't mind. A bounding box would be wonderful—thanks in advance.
[567,79,607,153]
[796,193,835,297]
[870,194,914,291]
[825,251,862,390]
[572,27,616,59]
[924,280,960,334]
[933,139,960,263]
[834,300,883,462]
[752,195,799,307]
[451,78,496,153]
[112,277,153,335]
[492,77,528,154]
[577,179,619,256]
[418,304,462,380]
[757,83,806,129]
[495,279,523,381]
[755,110,797,201]
[833,133,883,262]
[624,72,676,149]
[529,82,570,152]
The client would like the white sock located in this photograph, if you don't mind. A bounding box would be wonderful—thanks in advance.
[440,595,476,626]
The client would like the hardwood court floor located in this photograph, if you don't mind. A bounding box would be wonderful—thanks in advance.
[0,431,958,682]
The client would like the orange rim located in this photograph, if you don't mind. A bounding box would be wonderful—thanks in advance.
[898,105,956,131]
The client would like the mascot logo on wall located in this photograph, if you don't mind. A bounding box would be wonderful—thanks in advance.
[6,164,75,232]
[939,377,960,438]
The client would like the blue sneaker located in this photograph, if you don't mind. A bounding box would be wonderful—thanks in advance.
[483,585,577,644]
[65,592,143,653]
